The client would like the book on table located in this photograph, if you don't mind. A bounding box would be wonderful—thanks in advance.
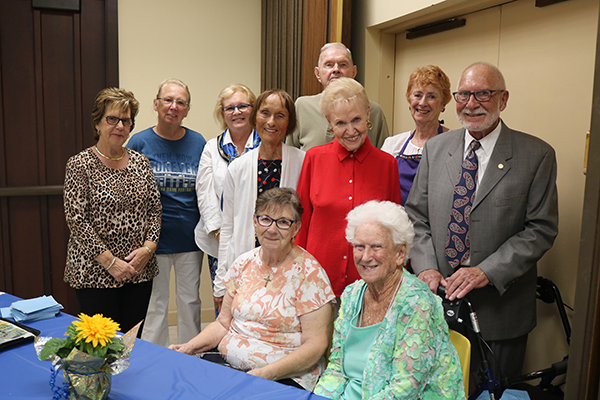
[0,318,40,351]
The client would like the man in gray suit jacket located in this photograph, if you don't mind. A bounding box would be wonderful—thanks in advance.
[405,62,559,384]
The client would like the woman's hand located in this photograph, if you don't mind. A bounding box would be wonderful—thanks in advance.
[124,248,150,274]
[107,258,137,282]
[124,241,157,275]
[168,342,195,355]
[96,251,136,282]
[213,296,223,313]
[169,296,234,356]
[247,366,274,380]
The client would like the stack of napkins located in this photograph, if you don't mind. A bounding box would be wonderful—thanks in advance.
[9,295,63,322]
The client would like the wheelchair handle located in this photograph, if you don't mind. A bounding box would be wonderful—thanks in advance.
[436,285,447,298]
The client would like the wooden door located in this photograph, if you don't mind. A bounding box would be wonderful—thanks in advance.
[0,0,119,314]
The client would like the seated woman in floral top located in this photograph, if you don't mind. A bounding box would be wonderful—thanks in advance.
[314,200,464,400]
[170,188,334,391]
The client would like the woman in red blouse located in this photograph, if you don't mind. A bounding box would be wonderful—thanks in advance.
[295,78,402,299]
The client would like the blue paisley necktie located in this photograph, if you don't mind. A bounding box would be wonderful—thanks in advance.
[445,140,480,268]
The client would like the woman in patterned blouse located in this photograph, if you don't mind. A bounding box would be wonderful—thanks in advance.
[314,200,464,399]
[170,188,334,391]
[63,88,161,334]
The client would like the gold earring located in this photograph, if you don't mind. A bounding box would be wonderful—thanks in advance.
[367,121,373,131]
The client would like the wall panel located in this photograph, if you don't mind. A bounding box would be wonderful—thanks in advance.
[392,0,598,380]
[0,0,119,314]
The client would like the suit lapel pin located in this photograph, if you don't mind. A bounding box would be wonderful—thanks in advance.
[498,163,504,169]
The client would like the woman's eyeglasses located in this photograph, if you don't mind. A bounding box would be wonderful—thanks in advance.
[157,97,189,108]
[256,215,295,230]
[222,104,252,114]
[105,116,133,127]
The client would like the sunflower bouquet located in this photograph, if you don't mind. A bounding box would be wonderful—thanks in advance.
[34,314,141,400]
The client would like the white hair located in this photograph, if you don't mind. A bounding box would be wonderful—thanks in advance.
[319,77,369,117]
[345,200,414,259]
[318,42,354,67]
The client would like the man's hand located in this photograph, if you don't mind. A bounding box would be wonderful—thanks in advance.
[444,266,489,300]
[417,269,446,294]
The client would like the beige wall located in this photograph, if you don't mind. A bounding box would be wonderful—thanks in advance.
[357,0,597,378]
[118,0,262,325]
[115,2,596,376]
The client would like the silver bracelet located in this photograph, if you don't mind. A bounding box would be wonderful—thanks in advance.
[106,256,116,271]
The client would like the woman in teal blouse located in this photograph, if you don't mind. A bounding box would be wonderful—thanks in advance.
[314,200,464,400]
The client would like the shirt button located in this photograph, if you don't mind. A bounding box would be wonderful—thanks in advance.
[350,154,354,158]
[349,180,353,183]
[343,256,347,260]
[349,196,352,200]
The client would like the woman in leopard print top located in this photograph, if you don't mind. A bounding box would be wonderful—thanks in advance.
[63,88,162,334]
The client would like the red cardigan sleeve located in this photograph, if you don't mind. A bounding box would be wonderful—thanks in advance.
[295,151,313,248]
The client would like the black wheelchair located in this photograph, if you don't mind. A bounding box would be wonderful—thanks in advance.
[438,277,570,400]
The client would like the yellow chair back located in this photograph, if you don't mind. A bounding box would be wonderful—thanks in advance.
[449,329,470,398]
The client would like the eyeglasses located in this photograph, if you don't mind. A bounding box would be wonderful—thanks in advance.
[452,90,505,103]
[105,116,133,127]
[157,97,189,108]
[256,215,295,230]
[222,103,252,114]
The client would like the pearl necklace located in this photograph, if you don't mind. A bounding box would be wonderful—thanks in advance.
[95,146,126,161]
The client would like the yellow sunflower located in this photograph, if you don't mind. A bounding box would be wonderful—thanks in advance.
[72,313,120,348]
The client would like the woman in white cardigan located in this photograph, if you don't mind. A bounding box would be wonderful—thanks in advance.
[214,89,305,309]
[194,84,260,313]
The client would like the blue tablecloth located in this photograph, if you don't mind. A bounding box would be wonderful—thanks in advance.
[0,293,329,399]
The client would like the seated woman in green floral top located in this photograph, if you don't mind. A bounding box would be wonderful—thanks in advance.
[314,200,464,400]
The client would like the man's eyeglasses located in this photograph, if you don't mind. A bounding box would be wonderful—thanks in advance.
[452,90,504,103]
[222,104,252,114]
[256,215,295,230]
[157,97,189,108]
[105,116,133,127]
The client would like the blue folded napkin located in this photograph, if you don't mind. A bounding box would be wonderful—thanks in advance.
[1,307,12,318]
[10,295,63,322]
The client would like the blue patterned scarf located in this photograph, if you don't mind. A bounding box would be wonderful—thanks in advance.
[217,129,261,164]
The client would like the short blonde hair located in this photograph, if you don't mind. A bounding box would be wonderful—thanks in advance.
[319,77,369,118]
[214,84,256,130]
[91,87,139,140]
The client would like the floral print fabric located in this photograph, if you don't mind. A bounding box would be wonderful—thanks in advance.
[220,246,335,390]
[314,272,465,399]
